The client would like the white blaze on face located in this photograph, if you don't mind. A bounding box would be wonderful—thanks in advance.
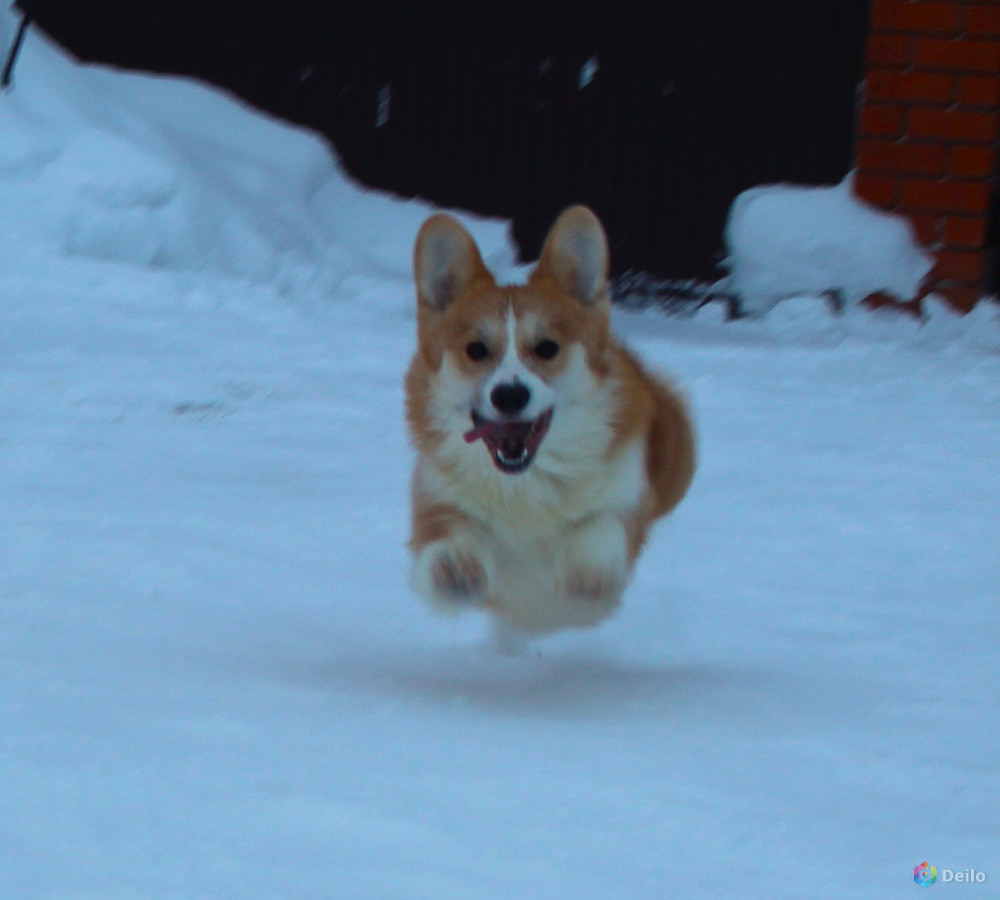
[480,305,555,421]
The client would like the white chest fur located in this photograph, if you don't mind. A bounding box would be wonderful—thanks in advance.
[413,435,646,632]
[417,432,646,539]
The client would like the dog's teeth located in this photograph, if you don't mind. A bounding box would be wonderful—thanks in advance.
[497,446,528,464]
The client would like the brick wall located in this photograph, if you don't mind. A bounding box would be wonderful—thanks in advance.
[856,0,999,311]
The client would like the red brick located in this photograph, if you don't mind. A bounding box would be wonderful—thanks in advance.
[861,104,906,137]
[965,6,1000,36]
[900,178,992,213]
[907,106,999,142]
[933,249,986,283]
[956,75,1000,108]
[866,70,956,103]
[866,34,914,67]
[951,144,997,177]
[933,284,983,313]
[915,37,1000,72]
[857,139,949,176]
[855,173,901,208]
[942,216,989,248]
[908,212,945,245]
[863,291,924,316]
[871,0,963,34]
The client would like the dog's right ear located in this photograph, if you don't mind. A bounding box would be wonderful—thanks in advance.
[414,214,494,311]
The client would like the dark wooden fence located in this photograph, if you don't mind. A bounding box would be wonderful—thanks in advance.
[18,0,872,291]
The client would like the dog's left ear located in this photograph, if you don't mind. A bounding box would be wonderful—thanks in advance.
[532,205,609,306]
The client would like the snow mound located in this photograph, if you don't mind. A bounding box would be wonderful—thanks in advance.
[0,20,515,289]
[722,175,934,316]
[0,4,15,57]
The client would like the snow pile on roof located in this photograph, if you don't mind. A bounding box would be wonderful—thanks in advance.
[721,175,935,316]
[0,17,515,292]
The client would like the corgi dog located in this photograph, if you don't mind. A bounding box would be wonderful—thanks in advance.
[405,206,695,635]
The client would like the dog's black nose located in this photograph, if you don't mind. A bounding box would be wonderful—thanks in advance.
[490,382,530,416]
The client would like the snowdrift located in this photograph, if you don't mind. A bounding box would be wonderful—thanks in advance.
[0,13,515,290]
[722,175,934,315]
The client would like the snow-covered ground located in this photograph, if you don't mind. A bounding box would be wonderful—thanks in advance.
[2,20,999,900]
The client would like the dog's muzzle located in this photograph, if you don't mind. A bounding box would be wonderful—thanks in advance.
[463,408,553,474]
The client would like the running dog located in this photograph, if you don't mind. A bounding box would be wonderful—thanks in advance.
[406,206,695,634]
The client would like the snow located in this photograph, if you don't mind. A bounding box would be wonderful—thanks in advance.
[722,175,935,315]
[2,18,999,900]
[1,7,15,69]
[0,22,513,291]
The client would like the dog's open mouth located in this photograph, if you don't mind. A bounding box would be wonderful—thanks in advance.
[463,408,553,474]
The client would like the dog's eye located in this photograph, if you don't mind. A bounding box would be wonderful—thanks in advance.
[465,340,489,361]
[535,339,560,360]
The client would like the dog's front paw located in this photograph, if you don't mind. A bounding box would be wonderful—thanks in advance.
[412,538,491,612]
[431,547,487,603]
[565,566,624,607]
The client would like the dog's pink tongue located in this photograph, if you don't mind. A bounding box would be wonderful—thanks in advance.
[463,420,497,444]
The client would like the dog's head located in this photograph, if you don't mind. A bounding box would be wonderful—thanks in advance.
[412,206,613,475]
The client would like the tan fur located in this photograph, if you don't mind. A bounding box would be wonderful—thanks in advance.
[406,206,695,634]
